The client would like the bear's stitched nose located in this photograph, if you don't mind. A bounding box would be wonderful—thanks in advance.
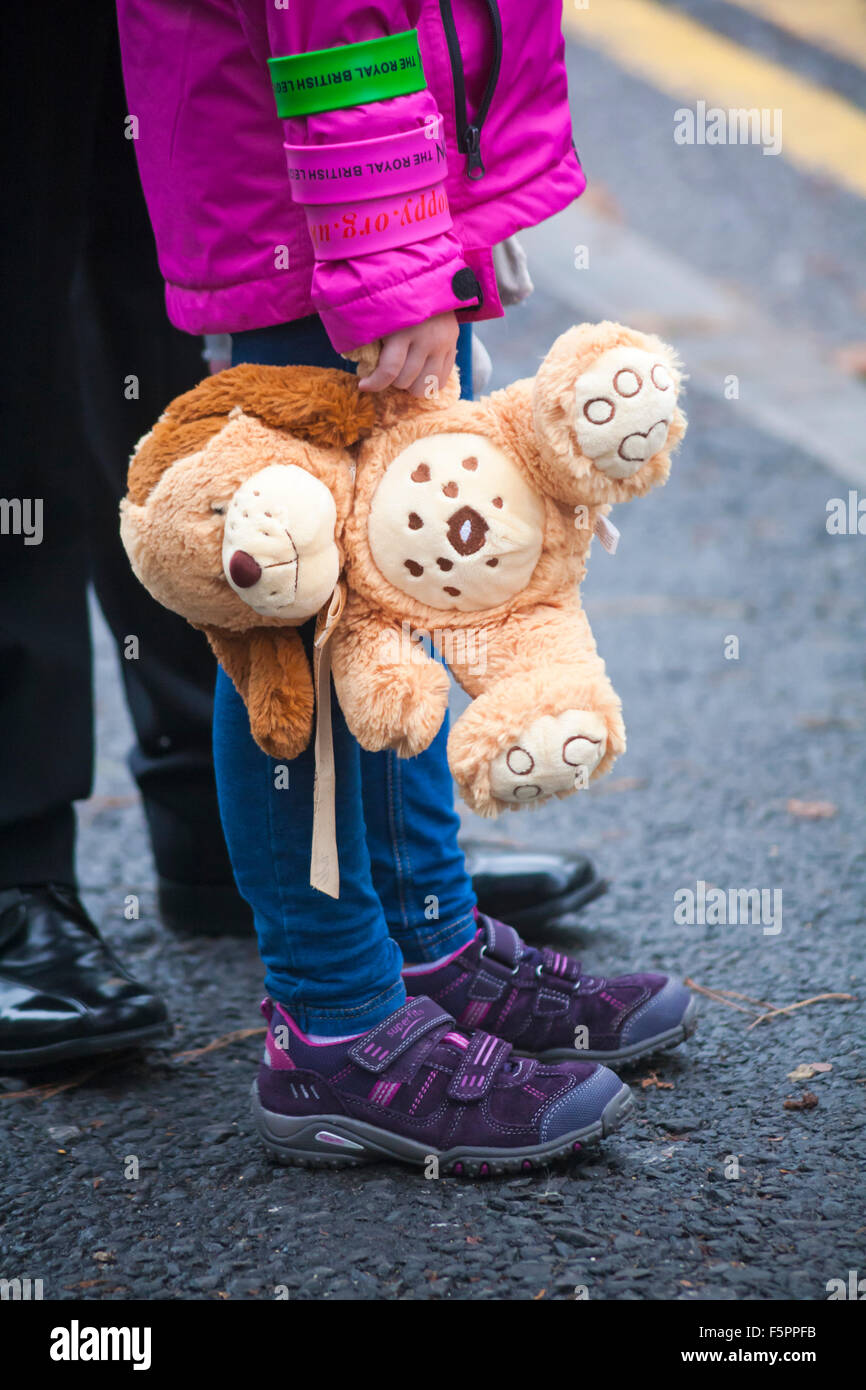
[446,505,488,556]
[228,550,262,588]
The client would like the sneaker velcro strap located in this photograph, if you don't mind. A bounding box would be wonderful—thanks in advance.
[468,967,509,1003]
[349,997,451,1075]
[541,947,582,984]
[446,1030,512,1102]
[481,916,523,970]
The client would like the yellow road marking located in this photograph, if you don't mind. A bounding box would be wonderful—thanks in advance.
[727,0,866,72]
[563,0,866,199]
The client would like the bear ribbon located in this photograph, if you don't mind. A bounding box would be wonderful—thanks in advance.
[310,580,347,897]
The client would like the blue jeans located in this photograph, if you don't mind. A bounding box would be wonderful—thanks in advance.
[213,316,477,1034]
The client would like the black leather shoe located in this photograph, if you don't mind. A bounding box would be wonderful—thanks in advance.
[0,884,171,1068]
[464,845,606,936]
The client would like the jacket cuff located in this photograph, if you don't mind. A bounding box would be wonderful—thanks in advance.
[312,237,483,353]
[283,117,446,205]
[286,116,452,263]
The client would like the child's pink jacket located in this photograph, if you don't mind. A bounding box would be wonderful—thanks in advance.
[117,1,585,351]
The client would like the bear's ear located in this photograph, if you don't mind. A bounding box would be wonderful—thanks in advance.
[202,624,315,761]
[127,415,226,505]
[126,364,376,507]
[170,364,376,448]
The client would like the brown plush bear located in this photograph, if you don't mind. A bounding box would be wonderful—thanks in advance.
[334,321,685,815]
[120,322,685,824]
[120,364,373,761]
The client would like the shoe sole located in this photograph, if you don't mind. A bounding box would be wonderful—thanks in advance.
[251,1078,634,1178]
[0,1021,172,1070]
[528,995,699,1066]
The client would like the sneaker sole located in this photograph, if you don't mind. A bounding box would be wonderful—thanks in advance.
[528,995,699,1066]
[251,1078,634,1178]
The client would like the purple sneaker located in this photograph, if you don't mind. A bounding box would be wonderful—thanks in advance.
[404,915,698,1065]
[251,996,633,1177]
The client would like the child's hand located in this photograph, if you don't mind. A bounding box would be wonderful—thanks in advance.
[357,311,459,397]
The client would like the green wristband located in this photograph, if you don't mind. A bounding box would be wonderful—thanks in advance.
[269,30,426,118]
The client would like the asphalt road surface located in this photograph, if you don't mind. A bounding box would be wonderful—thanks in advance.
[1,1,863,1301]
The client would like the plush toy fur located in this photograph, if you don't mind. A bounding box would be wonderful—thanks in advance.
[121,364,371,759]
[120,323,685,818]
[334,321,685,814]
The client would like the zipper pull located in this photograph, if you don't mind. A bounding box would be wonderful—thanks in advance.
[463,125,486,179]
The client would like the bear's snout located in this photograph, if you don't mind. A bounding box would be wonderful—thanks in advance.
[227,549,263,588]
[221,463,339,622]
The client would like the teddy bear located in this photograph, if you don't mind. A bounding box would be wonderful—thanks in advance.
[332,320,686,815]
[119,363,374,762]
[120,322,685,826]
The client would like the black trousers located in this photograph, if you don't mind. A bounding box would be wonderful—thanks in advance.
[0,6,230,889]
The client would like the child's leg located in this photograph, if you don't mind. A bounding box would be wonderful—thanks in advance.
[359,714,478,965]
[223,321,639,1171]
[213,316,405,1035]
[360,322,477,963]
[213,634,405,1034]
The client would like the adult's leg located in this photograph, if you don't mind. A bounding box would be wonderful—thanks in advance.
[0,8,108,888]
[0,5,167,1068]
[74,27,245,931]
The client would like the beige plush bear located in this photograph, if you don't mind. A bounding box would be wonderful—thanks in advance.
[120,364,371,760]
[120,323,685,825]
[333,321,686,815]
